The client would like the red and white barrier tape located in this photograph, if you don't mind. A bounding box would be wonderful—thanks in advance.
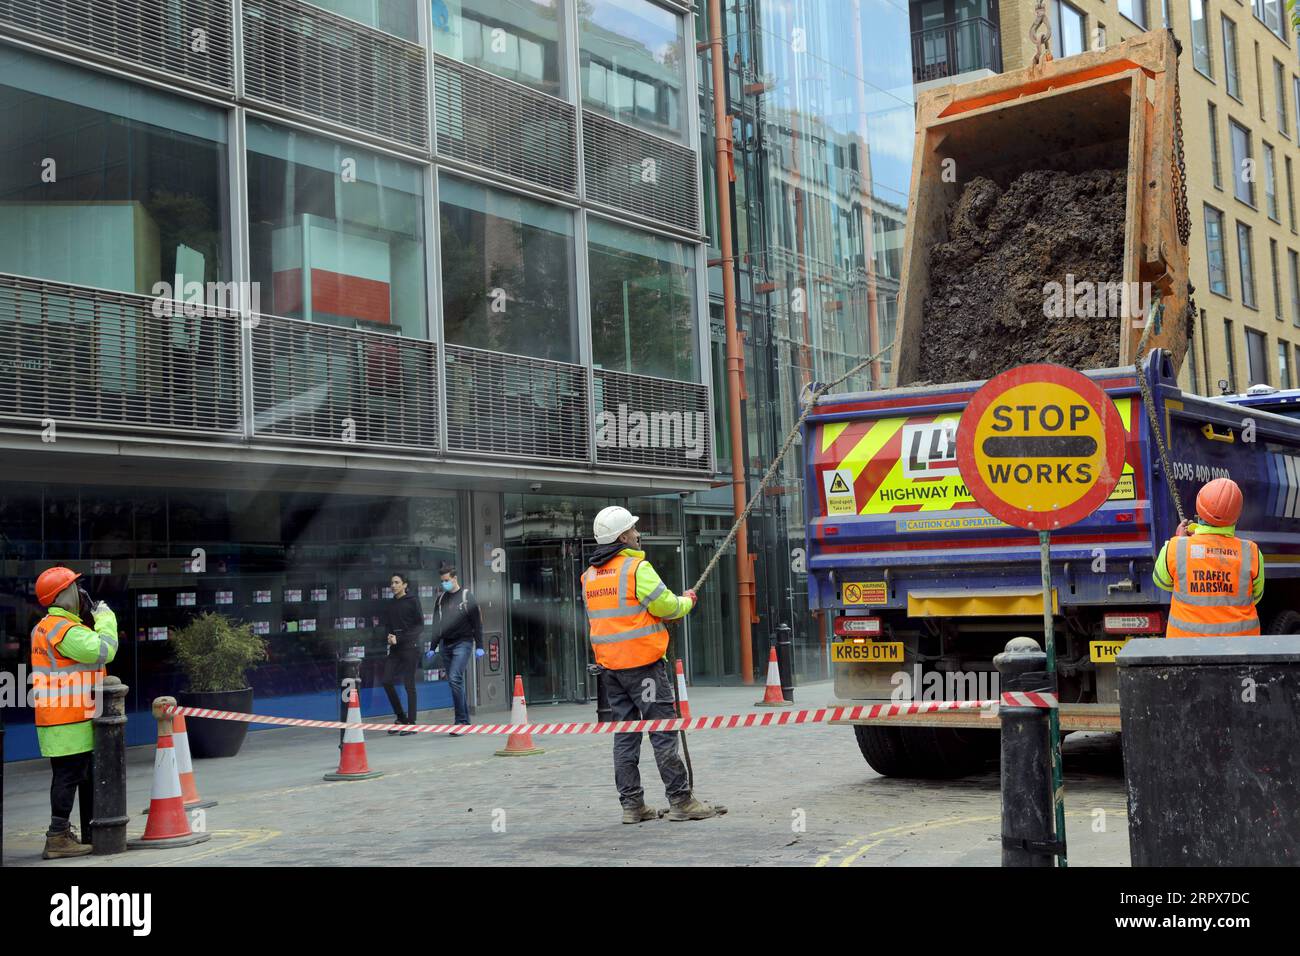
[165,692,1055,736]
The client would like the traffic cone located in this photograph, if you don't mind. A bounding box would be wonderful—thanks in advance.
[495,675,543,756]
[325,682,384,781]
[755,647,791,707]
[142,711,216,814]
[674,659,691,719]
[128,697,212,849]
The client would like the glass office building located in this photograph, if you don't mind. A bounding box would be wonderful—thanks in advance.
[0,0,910,757]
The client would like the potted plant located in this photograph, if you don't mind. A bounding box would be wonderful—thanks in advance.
[172,613,268,758]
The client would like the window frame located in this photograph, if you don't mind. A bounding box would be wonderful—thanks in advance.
[1238,219,1258,310]
[1229,118,1255,207]
[1222,14,1241,101]
[1119,0,1148,28]
[1205,203,1232,298]
[1189,0,1214,79]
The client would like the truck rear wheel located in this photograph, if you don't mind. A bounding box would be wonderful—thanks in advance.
[853,726,916,777]
[1265,609,1300,635]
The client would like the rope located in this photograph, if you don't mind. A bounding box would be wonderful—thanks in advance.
[1133,301,1187,524]
[690,337,896,594]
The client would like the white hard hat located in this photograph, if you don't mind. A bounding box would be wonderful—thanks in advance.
[593,506,638,544]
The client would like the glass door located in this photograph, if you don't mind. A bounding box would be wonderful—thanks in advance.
[507,539,584,704]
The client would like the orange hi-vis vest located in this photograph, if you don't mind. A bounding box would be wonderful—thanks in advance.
[582,554,669,670]
[1164,533,1261,638]
[31,614,105,726]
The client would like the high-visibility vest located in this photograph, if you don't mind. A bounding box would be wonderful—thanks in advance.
[1164,534,1261,638]
[582,554,669,670]
[30,614,105,726]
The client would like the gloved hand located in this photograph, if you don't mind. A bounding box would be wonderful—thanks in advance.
[475,647,485,659]
[77,587,95,623]
[683,589,698,604]
[1174,519,1190,538]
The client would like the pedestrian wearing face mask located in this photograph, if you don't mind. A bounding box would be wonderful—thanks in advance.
[429,563,484,735]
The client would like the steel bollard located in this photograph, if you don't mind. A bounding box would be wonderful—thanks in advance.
[91,675,130,855]
[775,623,794,702]
[588,664,611,723]
[994,637,1058,867]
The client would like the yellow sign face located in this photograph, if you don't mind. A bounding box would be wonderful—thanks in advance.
[842,581,887,605]
[1089,639,1130,663]
[958,365,1125,530]
[831,641,904,664]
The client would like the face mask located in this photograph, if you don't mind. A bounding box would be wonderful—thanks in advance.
[441,580,455,592]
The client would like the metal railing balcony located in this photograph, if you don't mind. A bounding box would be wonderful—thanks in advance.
[911,17,1002,85]
[249,313,439,452]
[0,273,243,437]
[594,369,712,474]
[443,344,590,464]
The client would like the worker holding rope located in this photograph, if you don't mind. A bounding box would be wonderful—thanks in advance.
[583,505,726,824]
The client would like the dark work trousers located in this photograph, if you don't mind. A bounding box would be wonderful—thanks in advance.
[602,660,689,809]
[49,750,93,836]
[382,644,420,723]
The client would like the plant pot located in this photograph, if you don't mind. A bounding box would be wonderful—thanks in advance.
[176,688,253,758]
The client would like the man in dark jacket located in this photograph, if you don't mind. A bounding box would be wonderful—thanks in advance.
[381,572,424,735]
[431,563,484,734]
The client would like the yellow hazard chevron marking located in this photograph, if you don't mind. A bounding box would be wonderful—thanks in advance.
[821,421,849,452]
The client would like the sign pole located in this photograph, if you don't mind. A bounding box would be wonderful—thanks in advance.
[1039,529,1068,868]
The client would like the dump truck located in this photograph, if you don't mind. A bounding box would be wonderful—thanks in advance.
[799,32,1253,778]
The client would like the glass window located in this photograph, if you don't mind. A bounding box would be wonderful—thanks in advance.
[1280,341,1292,387]
[0,47,230,293]
[1053,1,1086,57]
[1205,205,1230,295]
[1289,156,1298,232]
[579,0,685,140]
[431,0,561,96]
[1208,102,1223,189]
[1276,61,1289,136]
[302,0,420,40]
[1265,142,1279,220]
[1222,15,1240,100]
[1272,238,1283,318]
[1190,0,1213,77]
[1224,320,1238,392]
[1120,0,1147,27]
[246,120,427,338]
[1094,22,1107,50]
[1230,120,1253,205]
[1289,249,1300,325]
[1238,220,1257,308]
[1252,0,1284,38]
[437,174,577,362]
[588,217,698,382]
[1246,328,1269,384]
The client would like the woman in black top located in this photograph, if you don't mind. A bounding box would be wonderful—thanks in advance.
[381,572,424,735]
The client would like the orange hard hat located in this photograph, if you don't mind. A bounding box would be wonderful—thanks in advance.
[35,566,82,607]
[1195,477,1244,527]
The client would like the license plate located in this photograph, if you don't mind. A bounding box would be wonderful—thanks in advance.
[831,641,904,664]
[1089,638,1130,663]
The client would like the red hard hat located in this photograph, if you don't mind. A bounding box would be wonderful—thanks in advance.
[1196,477,1244,527]
[35,566,82,607]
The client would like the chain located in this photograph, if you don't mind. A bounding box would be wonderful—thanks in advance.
[1172,49,1191,247]
[1029,0,1054,66]
[1135,302,1188,524]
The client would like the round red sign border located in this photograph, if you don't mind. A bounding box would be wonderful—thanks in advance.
[956,364,1127,531]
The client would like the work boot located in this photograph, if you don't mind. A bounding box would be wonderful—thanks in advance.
[666,796,727,822]
[43,828,93,860]
[622,804,658,824]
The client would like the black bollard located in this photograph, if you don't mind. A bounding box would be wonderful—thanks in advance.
[775,624,794,702]
[994,637,1058,867]
[91,675,130,855]
[588,664,611,723]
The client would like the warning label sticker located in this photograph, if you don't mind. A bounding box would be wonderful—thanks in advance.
[842,581,887,605]
[823,468,858,516]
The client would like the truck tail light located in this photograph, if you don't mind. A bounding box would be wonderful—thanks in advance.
[834,616,882,638]
[1103,612,1163,634]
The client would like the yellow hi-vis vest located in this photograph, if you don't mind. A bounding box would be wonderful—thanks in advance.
[1165,534,1261,638]
[583,554,669,670]
[31,614,105,726]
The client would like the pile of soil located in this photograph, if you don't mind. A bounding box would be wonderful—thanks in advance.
[917,167,1128,383]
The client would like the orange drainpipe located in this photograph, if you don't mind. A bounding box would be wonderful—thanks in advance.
[707,0,756,683]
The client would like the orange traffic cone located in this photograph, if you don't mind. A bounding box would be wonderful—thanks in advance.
[674,659,691,719]
[495,675,543,756]
[325,682,384,781]
[142,711,216,814]
[755,647,791,707]
[128,697,212,849]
